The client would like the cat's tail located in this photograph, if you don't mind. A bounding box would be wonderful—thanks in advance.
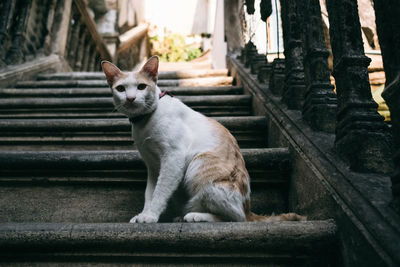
[246,212,307,222]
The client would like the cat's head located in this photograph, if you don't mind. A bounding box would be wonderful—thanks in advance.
[101,56,160,119]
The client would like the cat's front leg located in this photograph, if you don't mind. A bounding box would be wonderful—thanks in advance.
[132,152,186,223]
[130,170,156,223]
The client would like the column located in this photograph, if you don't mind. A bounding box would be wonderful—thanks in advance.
[279,0,306,110]
[6,0,31,65]
[326,0,392,173]
[373,0,400,211]
[301,0,337,133]
[0,0,16,67]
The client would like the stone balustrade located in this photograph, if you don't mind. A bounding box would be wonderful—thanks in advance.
[116,23,149,70]
[241,0,397,210]
[0,0,111,73]
[373,0,400,213]
[65,0,111,71]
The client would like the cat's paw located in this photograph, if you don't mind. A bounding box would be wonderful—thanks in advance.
[129,215,139,223]
[183,212,218,222]
[129,212,158,223]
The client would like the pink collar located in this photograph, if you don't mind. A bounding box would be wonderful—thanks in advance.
[159,91,173,98]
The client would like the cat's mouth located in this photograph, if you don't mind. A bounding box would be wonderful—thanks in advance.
[124,101,138,108]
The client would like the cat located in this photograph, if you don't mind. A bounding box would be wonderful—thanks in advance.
[102,56,306,223]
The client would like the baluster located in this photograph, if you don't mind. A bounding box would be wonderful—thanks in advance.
[81,40,92,71]
[95,55,102,71]
[35,0,50,53]
[74,28,88,70]
[240,41,254,64]
[0,0,17,67]
[43,0,59,55]
[279,0,306,110]
[257,0,272,84]
[325,0,392,173]
[373,0,400,211]
[244,43,258,68]
[257,60,272,84]
[67,15,82,68]
[301,0,337,133]
[250,54,266,74]
[269,58,285,96]
[24,0,38,58]
[6,0,32,65]
[88,44,97,72]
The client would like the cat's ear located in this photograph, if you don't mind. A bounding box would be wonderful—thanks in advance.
[101,61,122,86]
[140,56,159,82]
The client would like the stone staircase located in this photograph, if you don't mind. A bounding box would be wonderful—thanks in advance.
[0,69,337,266]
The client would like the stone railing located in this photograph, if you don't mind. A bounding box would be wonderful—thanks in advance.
[0,0,53,67]
[116,23,149,70]
[241,0,395,188]
[229,0,399,264]
[65,0,111,71]
[373,0,400,214]
[0,0,112,86]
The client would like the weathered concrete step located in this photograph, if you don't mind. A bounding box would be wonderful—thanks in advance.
[0,149,291,221]
[0,133,267,151]
[0,109,251,119]
[37,69,229,80]
[0,177,287,222]
[0,221,337,266]
[0,95,251,108]
[0,86,243,97]
[0,116,265,132]
[0,148,289,173]
[0,95,252,118]
[0,117,267,149]
[16,76,233,88]
[0,136,266,150]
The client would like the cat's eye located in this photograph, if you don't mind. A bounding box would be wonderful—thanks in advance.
[137,83,147,90]
[115,85,125,92]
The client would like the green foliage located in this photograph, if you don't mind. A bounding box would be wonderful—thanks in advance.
[150,33,202,62]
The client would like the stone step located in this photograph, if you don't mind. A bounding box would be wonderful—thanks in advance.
[0,116,266,131]
[37,69,229,80]
[0,221,337,266]
[0,117,268,149]
[0,148,289,175]
[0,86,243,97]
[0,148,291,221]
[0,95,252,118]
[0,95,251,108]
[16,76,234,88]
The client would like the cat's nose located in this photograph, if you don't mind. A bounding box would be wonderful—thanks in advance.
[127,97,136,102]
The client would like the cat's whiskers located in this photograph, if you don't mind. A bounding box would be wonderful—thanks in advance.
[107,102,125,118]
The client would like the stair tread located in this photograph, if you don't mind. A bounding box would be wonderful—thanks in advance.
[0,86,243,96]
[0,116,266,131]
[16,76,233,88]
[0,148,290,171]
[0,67,333,265]
[0,220,336,255]
[0,95,251,107]
[37,69,229,80]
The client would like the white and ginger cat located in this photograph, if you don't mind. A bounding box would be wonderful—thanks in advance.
[102,56,306,223]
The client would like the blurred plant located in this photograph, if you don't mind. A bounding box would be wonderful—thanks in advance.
[150,32,202,62]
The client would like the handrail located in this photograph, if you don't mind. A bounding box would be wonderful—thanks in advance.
[118,23,149,52]
[116,23,149,70]
[73,0,111,63]
[0,0,112,75]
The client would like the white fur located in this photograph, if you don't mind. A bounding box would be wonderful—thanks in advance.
[129,94,222,222]
[184,184,246,222]
[109,63,246,223]
[183,212,219,222]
